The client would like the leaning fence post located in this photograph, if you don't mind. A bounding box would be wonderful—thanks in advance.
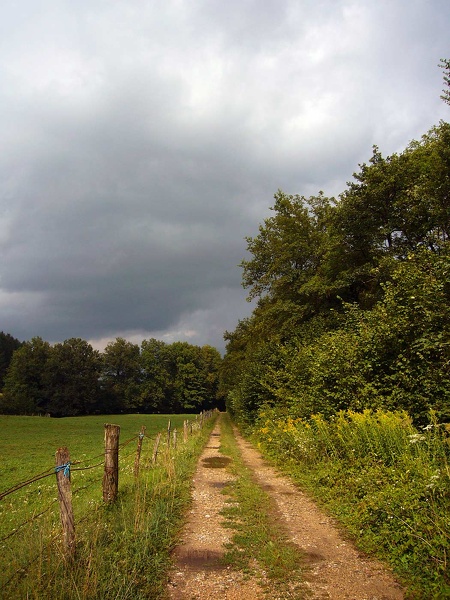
[103,423,120,503]
[152,432,162,465]
[55,447,75,557]
[134,425,146,478]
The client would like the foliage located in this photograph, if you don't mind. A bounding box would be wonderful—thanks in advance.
[0,332,22,389]
[440,58,450,105]
[1,337,52,415]
[2,336,223,416]
[45,338,103,417]
[253,408,450,597]
[223,121,450,426]
[102,337,142,412]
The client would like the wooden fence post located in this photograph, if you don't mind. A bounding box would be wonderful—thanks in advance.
[134,425,146,478]
[152,432,162,465]
[173,428,177,450]
[103,423,120,503]
[166,419,171,450]
[55,447,75,557]
[183,420,188,443]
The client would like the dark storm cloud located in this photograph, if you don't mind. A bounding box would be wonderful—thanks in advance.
[0,0,448,351]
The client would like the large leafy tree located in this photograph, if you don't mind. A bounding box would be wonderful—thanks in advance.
[241,191,333,303]
[169,342,206,413]
[45,338,102,416]
[101,337,141,412]
[140,338,171,412]
[224,121,450,425]
[199,345,223,410]
[1,337,51,414]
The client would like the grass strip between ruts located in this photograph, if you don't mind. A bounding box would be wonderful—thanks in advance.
[218,412,306,598]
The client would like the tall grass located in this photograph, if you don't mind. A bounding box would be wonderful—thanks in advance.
[253,408,450,598]
[0,413,216,599]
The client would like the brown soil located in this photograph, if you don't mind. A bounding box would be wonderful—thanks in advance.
[168,415,405,599]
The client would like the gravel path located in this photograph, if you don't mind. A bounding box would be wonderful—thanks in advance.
[168,415,405,599]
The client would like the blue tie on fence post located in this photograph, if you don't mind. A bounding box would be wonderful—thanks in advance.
[55,462,71,478]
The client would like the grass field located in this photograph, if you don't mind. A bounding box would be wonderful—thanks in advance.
[0,413,192,486]
[0,412,215,599]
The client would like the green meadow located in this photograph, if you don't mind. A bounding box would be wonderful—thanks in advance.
[0,413,193,487]
[0,412,215,599]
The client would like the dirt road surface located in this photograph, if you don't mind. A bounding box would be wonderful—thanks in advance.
[168,416,405,599]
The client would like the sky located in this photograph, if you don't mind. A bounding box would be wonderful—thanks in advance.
[0,0,448,354]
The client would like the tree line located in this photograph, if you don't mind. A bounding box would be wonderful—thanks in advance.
[0,336,223,416]
[222,119,450,426]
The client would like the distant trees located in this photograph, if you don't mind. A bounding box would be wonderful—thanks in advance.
[45,338,103,417]
[139,340,222,414]
[222,121,450,426]
[1,337,51,415]
[0,331,22,389]
[0,335,223,416]
[102,338,141,413]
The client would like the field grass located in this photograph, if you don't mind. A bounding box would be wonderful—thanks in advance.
[0,413,191,485]
[0,412,215,599]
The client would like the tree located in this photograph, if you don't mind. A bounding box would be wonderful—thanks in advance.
[439,58,450,105]
[241,191,333,305]
[223,121,450,425]
[101,338,141,412]
[140,338,171,412]
[1,337,51,414]
[45,338,102,416]
[169,342,206,413]
[0,331,22,389]
[199,345,223,410]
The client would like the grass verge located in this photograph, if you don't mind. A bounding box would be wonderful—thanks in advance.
[252,408,450,599]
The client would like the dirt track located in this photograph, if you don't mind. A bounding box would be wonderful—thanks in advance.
[168,415,405,599]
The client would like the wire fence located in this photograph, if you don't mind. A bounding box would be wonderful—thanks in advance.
[0,409,217,594]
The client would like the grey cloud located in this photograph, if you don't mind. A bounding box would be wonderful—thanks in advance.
[0,0,449,351]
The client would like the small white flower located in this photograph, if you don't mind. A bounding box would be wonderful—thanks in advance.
[408,433,425,444]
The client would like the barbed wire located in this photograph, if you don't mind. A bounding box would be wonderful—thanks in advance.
[0,499,58,543]
[0,413,216,593]
[0,434,140,502]
[0,469,57,501]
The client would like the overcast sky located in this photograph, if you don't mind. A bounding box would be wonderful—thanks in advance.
[0,0,448,353]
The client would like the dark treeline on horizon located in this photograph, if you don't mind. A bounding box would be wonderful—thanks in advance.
[0,334,223,417]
